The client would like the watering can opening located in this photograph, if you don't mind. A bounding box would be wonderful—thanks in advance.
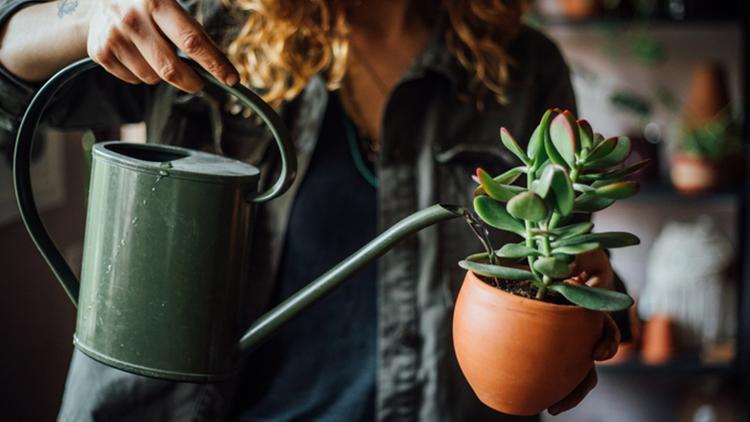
[95,141,261,184]
[103,143,189,162]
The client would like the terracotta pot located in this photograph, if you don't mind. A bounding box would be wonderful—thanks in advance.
[670,152,719,194]
[560,0,600,18]
[641,314,677,365]
[452,271,604,416]
[683,62,730,129]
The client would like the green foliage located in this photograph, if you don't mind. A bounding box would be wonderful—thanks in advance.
[548,283,634,312]
[680,112,741,160]
[465,109,642,311]
[459,260,536,283]
[533,257,571,279]
[507,192,547,223]
[497,243,540,258]
[473,196,525,236]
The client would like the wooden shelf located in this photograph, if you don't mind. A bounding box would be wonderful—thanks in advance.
[626,183,743,205]
[597,355,737,376]
[528,14,741,29]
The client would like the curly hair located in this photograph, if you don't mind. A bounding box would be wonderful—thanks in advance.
[223,0,524,108]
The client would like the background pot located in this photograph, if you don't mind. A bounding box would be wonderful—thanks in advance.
[560,0,600,19]
[452,271,604,416]
[670,152,719,194]
[641,314,678,365]
[683,62,730,129]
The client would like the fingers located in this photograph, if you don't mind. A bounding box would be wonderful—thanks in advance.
[149,0,238,85]
[571,249,614,290]
[88,0,237,93]
[107,29,160,84]
[548,368,598,416]
[94,53,142,85]
[117,6,204,93]
[593,313,621,361]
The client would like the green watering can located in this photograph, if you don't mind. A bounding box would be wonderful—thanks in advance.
[13,58,465,382]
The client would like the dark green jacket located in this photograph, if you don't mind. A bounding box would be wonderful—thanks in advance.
[0,1,611,421]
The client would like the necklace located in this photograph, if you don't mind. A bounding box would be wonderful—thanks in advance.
[343,106,379,189]
[339,44,392,162]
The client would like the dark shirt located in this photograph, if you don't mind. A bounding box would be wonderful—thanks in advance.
[234,92,377,421]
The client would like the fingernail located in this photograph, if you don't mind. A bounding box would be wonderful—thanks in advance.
[225,73,238,86]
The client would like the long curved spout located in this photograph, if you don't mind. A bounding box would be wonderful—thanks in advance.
[238,203,467,353]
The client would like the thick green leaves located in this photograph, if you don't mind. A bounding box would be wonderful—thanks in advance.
[580,159,650,182]
[574,193,615,213]
[533,164,573,216]
[507,191,547,222]
[588,136,631,168]
[573,183,596,193]
[477,168,525,201]
[497,243,540,258]
[528,110,553,166]
[533,256,571,279]
[495,166,527,184]
[532,165,553,198]
[549,111,579,168]
[594,181,640,199]
[548,283,634,311]
[474,195,525,236]
[543,114,569,168]
[586,137,617,162]
[551,222,594,239]
[553,253,576,264]
[553,242,601,255]
[500,128,532,166]
[459,260,535,281]
[578,119,594,151]
[549,165,575,216]
[552,232,640,249]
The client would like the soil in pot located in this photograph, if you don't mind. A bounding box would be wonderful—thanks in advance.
[453,271,604,416]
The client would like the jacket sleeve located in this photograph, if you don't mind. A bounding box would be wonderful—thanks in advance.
[0,0,162,154]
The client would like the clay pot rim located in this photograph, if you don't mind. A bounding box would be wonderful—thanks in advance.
[466,270,591,315]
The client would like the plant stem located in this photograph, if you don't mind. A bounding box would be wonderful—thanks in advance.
[536,275,551,299]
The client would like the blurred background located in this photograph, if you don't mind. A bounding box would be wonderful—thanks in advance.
[530,0,747,421]
[0,0,746,421]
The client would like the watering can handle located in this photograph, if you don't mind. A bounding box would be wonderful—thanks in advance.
[13,58,297,306]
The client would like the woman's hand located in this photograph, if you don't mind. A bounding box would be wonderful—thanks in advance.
[87,0,238,92]
[547,249,622,416]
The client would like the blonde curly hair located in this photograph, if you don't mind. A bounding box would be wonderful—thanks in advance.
[223,0,524,107]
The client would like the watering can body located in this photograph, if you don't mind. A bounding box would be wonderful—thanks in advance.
[76,142,258,380]
[14,58,464,382]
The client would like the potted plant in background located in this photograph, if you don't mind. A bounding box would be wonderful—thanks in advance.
[453,109,645,415]
[671,62,742,194]
[671,111,741,194]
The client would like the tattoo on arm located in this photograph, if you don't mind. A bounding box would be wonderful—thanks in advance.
[57,0,79,18]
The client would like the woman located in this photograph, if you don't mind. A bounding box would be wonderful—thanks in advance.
[0,0,626,420]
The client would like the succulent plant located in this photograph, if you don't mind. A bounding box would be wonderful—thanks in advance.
[460,109,645,312]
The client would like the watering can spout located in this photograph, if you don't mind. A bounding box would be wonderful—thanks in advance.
[237,203,467,353]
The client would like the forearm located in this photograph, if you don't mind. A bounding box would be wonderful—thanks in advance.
[0,0,90,81]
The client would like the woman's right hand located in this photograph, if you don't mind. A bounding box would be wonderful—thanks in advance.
[86,0,239,93]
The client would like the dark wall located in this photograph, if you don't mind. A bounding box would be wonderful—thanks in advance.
[0,134,85,421]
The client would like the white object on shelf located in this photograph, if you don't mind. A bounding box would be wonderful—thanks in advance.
[638,216,737,347]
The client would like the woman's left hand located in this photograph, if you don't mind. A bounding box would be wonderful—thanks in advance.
[547,249,622,416]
